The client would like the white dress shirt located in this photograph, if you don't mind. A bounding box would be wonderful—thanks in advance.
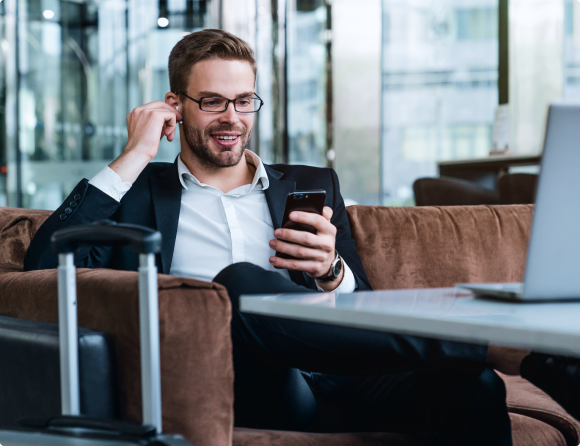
[89,150,357,292]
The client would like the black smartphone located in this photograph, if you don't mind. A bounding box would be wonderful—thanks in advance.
[275,190,326,261]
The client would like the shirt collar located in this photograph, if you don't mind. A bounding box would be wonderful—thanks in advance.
[177,150,270,191]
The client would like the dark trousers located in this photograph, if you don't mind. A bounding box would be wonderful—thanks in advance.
[213,263,512,446]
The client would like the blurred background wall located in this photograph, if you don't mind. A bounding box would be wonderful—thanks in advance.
[1,0,580,209]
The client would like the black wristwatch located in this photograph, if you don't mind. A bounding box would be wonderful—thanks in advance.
[315,250,343,282]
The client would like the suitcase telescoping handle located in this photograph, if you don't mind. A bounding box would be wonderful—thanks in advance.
[51,221,163,433]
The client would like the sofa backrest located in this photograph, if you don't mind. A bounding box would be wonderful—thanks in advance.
[346,204,534,290]
[0,207,51,272]
[1,205,534,291]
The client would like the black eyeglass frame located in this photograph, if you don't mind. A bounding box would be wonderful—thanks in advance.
[175,91,264,113]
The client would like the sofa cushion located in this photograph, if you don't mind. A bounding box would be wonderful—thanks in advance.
[0,207,51,272]
[346,205,533,290]
[233,427,427,446]
[234,415,569,446]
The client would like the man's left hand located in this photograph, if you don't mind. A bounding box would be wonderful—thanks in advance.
[269,206,343,290]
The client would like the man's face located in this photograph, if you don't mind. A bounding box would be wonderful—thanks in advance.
[179,58,255,168]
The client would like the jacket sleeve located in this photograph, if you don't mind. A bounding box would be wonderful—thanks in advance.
[300,168,373,291]
[23,179,121,271]
[329,168,373,291]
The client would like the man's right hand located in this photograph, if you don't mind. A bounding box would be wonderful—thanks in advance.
[109,101,183,184]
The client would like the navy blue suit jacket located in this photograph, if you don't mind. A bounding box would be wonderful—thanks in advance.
[24,159,372,292]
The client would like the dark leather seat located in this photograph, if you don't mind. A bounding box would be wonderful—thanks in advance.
[0,315,118,427]
[497,173,538,205]
[413,177,500,206]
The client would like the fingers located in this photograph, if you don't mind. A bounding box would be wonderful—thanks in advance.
[133,109,178,140]
[118,101,183,181]
[137,100,183,121]
[270,208,337,277]
[284,210,337,235]
[160,112,178,142]
[269,255,323,274]
[322,206,333,221]
[269,239,327,262]
[129,101,183,126]
[156,111,178,141]
[126,102,183,145]
[273,228,333,251]
[166,124,176,142]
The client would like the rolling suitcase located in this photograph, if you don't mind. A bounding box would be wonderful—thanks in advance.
[0,221,194,445]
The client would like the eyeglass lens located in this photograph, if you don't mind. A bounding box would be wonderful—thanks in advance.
[200,97,261,112]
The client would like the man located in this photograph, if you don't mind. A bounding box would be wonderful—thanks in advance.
[25,29,523,445]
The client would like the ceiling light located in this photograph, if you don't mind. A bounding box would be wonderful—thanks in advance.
[43,10,55,19]
[158,17,169,28]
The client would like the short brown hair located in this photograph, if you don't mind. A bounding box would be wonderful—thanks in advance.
[168,29,257,95]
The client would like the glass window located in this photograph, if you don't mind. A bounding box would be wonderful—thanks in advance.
[287,0,328,166]
[509,0,563,156]
[381,0,499,206]
[0,0,8,207]
[1,0,215,209]
[456,7,498,40]
[563,0,580,99]
[255,0,277,164]
[331,0,381,206]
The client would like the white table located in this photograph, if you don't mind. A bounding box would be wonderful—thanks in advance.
[240,288,580,357]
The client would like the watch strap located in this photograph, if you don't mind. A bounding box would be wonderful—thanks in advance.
[315,251,342,282]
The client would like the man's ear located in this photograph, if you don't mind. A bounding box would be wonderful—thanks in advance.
[165,92,183,123]
[165,91,180,110]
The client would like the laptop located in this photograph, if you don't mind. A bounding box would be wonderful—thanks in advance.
[457,103,580,301]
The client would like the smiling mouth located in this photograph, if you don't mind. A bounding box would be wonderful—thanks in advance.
[211,133,241,147]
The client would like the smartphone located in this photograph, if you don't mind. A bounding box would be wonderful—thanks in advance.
[275,190,326,261]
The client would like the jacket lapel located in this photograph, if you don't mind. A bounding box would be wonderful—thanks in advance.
[150,159,182,274]
[264,165,308,286]
[264,164,295,230]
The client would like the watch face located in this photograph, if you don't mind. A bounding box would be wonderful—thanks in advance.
[332,257,343,278]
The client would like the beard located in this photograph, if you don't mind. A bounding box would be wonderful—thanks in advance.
[181,114,251,168]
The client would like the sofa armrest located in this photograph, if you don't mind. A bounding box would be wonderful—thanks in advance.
[0,269,233,446]
[499,372,580,446]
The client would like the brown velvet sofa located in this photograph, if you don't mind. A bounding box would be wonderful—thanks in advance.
[1,204,579,446]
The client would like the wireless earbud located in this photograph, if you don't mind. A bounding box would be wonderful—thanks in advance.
[175,105,182,124]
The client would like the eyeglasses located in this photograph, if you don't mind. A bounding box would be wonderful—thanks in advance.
[175,91,264,113]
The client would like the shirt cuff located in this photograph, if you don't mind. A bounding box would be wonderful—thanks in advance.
[89,166,132,202]
[316,258,358,293]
